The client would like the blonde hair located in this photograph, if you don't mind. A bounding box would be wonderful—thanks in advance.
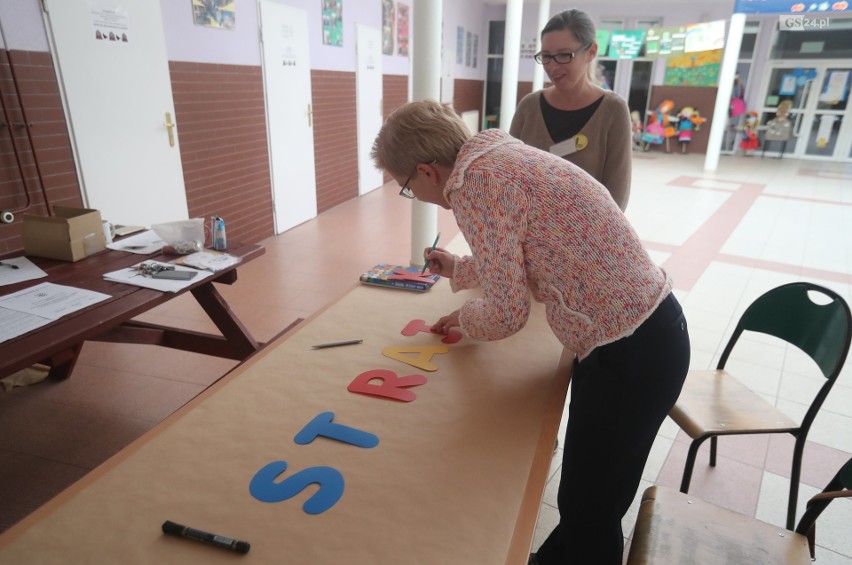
[371,100,472,177]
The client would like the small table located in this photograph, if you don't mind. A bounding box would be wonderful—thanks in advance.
[0,242,264,381]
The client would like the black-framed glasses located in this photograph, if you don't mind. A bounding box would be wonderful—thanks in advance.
[533,44,590,65]
[399,172,415,199]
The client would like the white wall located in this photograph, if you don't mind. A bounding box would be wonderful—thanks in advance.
[0,0,49,51]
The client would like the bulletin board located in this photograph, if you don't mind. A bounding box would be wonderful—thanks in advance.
[645,85,718,154]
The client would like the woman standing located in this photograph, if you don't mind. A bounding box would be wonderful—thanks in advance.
[510,9,632,210]
[372,100,689,565]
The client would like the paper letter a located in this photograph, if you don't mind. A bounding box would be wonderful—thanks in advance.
[382,345,449,372]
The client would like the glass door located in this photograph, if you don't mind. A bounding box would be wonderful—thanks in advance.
[759,62,852,161]
[803,67,851,159]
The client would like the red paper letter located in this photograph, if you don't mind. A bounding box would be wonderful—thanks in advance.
[401,319,462,344]
[348,369,427,402]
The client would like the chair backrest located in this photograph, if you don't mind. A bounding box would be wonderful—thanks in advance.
[718,282,852,381]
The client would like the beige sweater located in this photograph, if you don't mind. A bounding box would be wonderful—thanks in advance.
[509,89,632,210]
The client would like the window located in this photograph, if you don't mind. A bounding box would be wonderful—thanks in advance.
[771,17,852,60]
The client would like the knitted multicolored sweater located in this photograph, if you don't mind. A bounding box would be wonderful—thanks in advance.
[444,129,671,359]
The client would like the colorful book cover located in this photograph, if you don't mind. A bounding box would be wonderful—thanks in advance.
[359,264,440,292]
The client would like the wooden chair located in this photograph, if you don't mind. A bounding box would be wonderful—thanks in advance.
[669,282,851,530]
[626,455,852,564]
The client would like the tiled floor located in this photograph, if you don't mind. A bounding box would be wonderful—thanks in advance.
[1,150,851,563]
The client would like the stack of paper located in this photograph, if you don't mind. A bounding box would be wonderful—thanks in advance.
[0,257,47,287]
[176,251,241,272]
[0,282,110,343]
[103,260,213,293]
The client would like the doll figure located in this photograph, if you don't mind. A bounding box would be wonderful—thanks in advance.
[730,73,746,119]
[739,111,760,154]
[676,107,706,154]
[630,111,643,150]
[763,100,793,157]
[641,99,676,152]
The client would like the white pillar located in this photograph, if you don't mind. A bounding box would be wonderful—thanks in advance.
[409,0,442,267]
[499,0,523,130]
[531,0,551,92]
[704,13,745,172]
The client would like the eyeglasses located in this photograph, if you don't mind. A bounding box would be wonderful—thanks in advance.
[399,172,416,199]
[533,44,590,65]
[398,160,438,199]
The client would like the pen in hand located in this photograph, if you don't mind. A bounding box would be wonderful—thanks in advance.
[0,261,19,270]
[421,232,440,275]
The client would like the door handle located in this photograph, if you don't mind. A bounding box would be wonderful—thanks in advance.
[307,103,312,127]
[164,112,176,147]
[793,111,804,137]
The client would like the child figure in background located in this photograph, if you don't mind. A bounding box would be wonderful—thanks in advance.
[739,111,760,155]
[763,100,793,157]
[730,73,746,119]
[641,99,676,152]
[676,107,706,154]
[630,111,643,150]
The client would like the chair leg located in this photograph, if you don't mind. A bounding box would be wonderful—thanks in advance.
[787,435,806,531]
[680,438,707,493]
[709,436,717,467]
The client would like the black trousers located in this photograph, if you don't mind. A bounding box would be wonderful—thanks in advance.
[535,293,690,565]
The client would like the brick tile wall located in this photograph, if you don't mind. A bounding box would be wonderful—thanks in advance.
[0,57,430,252]
[169,61,274,244]
[0,50,82,255]
[453,78,485,118]
[312,70,358,213]
[381,74,409,183]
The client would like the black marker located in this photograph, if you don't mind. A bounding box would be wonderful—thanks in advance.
[0,261,19,270]
[162,520,250,554]
[311,338,363,349]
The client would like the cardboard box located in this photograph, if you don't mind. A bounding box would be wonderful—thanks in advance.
[23,206,106,262]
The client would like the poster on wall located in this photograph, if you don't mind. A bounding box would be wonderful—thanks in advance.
[607,30,645,59]
[456,27,464,64]
[520,37,537,59]
[465,31,472,67]
[644,26,687,57]
[90,1,130,43]
[397,3,409,56]
[815,114,838,148]
[684,20,726,53]
[191,0,235,30]
[779,74,797,95]
[382,0,394,55]
[595,30,611,56]
[664,49,722,86]
[819,71,850,104]
[322,0,343,46]
[472,34,479,68]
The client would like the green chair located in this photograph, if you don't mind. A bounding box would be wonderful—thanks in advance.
[669,282,851,530]
[626,455,852,564]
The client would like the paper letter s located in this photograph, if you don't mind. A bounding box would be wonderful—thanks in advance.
[249,461,344,514]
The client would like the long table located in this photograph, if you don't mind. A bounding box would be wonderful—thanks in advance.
[0,241,265,381]
[0,250,571,564]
